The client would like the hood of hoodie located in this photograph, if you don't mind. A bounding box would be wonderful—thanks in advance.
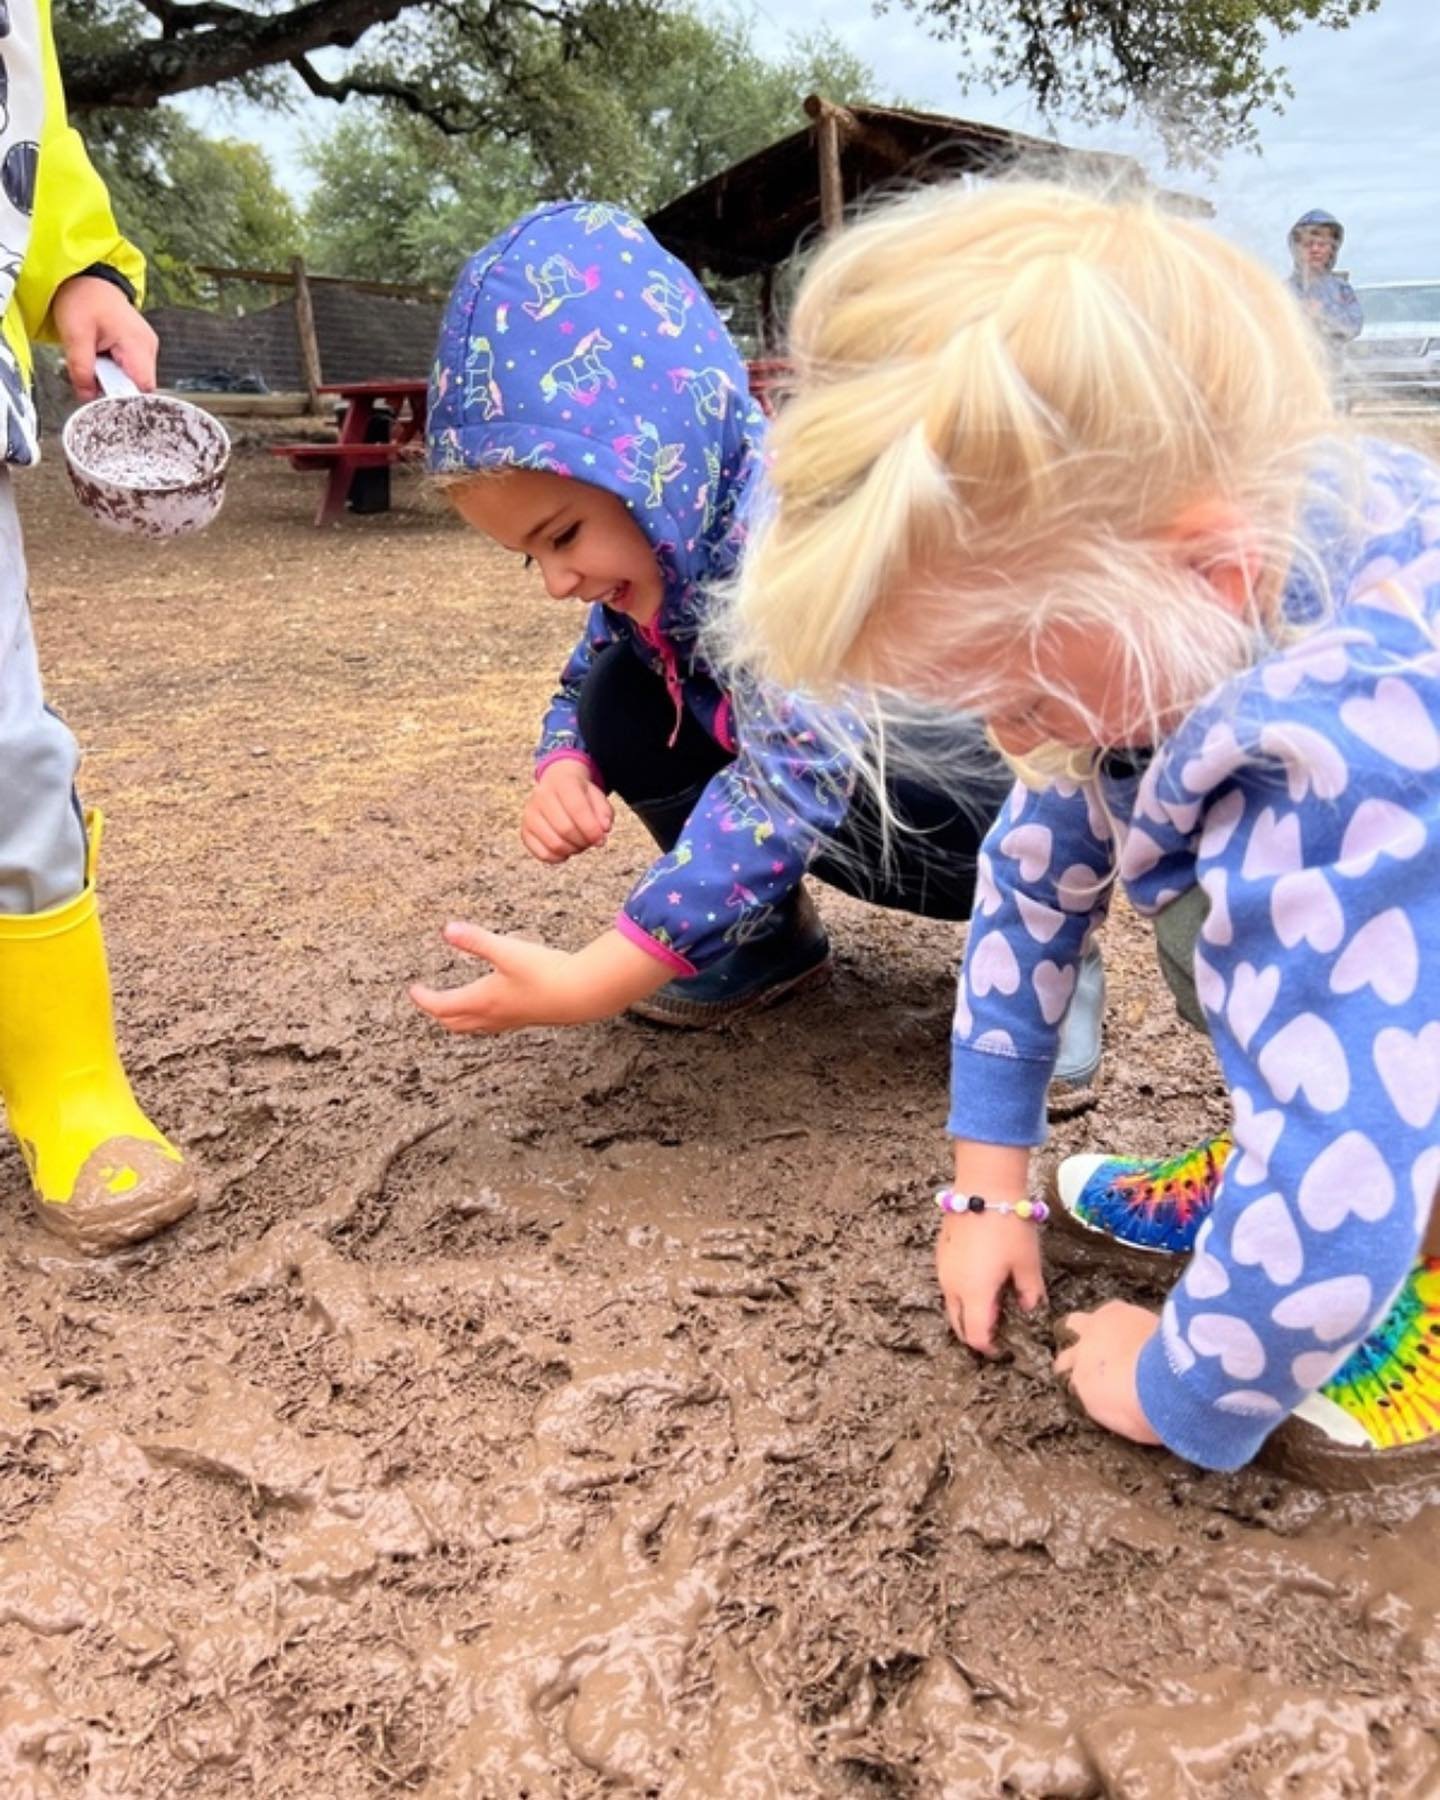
[427,200,767,646]
[1289,208,1344,272]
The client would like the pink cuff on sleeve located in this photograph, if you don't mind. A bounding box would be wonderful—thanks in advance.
[615,910,696,976]
[713,696,737,753]
[535,748,606,788]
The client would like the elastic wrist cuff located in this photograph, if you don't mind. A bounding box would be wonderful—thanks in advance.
[76,263,139,306]
[535,748,605,789]
[615,910,695,976]
[1134,1330,1275,1473]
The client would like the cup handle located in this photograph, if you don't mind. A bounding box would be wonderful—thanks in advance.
[95,355,141,399]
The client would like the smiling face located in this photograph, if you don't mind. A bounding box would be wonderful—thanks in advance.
[451,468,665,627]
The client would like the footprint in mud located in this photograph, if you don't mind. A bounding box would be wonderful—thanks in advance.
[139,1364,439,1602]
[223,1219,440,1371]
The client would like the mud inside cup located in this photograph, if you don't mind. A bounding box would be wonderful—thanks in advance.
[62,358,231,538]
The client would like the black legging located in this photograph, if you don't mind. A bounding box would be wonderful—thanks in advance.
[575,642,1005,921]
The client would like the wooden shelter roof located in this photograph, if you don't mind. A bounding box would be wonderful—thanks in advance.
[647,96,1209,278]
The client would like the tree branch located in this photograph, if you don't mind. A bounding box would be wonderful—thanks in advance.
[134,0,251,40]
[67,0,414,109]
[289,52,480,132]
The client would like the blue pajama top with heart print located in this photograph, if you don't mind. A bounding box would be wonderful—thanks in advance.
[949,441,1440,1471]
[427,200,854,976]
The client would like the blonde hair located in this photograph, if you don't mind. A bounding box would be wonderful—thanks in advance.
[726,178,1345,760]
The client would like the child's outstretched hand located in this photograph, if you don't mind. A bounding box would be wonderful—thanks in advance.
[411,925,576,1033]
[522,761,613,864]
[410,922,667,1034]
[1054,1301,1162,1445]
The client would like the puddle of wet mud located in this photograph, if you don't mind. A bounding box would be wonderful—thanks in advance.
[7,1122,1436,1797]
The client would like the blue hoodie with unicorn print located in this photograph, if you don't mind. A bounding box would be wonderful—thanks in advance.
[428,200,854,975]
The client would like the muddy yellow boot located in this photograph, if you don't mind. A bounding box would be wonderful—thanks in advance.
[0,813,197,1253]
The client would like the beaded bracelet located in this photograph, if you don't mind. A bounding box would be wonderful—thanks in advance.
[934,1187,1050,1223]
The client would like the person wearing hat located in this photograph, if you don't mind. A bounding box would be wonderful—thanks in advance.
[1287,208,1364,365]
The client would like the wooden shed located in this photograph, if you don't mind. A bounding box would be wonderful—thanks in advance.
[647,96,1209,348]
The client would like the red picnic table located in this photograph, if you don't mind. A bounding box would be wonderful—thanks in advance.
[270,379,428,527]
[273,366,784,526]
[746,359,787,418]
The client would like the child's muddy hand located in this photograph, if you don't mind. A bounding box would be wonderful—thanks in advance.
[522,763,613,864]
[936,1212,1045,1355]
[409,923,582,1034]
[1054,1302,1163,1446]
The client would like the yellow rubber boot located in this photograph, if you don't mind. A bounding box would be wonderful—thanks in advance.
[0,813,197,1253]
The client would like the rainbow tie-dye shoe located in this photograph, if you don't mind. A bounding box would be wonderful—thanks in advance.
[1054,1137,1440,1479]
[1271,1257,1440,1482]
[1053,1133,1232,1271]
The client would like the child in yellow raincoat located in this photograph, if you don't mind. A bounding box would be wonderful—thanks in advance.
[0,0,197,1252]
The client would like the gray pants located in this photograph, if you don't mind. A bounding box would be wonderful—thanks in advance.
[1153,884,1209,1030]
[0,470,87,915]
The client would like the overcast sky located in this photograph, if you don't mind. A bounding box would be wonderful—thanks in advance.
[746,0,1434,284]
[181,0,1434,286]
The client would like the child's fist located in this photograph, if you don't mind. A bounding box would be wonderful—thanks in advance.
[522,760,613,864]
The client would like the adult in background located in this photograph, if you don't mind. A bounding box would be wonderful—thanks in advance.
[1287,208,1363,371]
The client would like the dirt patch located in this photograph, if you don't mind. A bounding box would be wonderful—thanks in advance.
[4,427,1440,1796]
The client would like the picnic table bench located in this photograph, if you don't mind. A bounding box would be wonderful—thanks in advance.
[270,379,428,527]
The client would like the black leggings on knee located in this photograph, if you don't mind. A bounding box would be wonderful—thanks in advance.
[575,642,1005,922]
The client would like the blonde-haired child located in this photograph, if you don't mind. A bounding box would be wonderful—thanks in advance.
[729,179,1440,1475]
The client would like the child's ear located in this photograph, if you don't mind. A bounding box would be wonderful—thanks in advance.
[1166,499,1263,619]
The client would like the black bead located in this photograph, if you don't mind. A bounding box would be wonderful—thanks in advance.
[967,1194,985,1213]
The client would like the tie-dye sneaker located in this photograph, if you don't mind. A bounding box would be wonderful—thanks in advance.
[1051,1134,1233,1276]
[1266,1257,1440,1484]
[1054,1139,1440,1481]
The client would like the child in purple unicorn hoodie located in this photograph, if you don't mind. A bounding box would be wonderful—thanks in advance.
[413,199,1105,1078]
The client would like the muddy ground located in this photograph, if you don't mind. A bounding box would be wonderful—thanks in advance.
[3,420,1440,1798]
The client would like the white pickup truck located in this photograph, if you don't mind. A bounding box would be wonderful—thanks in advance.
[1345,281,1440,401]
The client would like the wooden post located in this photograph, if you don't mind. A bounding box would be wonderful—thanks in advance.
[291,255,324,414]
[758,265,778,354]
[816,104,844,235]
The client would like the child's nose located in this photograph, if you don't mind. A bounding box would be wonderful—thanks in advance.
[540,559,581,601]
